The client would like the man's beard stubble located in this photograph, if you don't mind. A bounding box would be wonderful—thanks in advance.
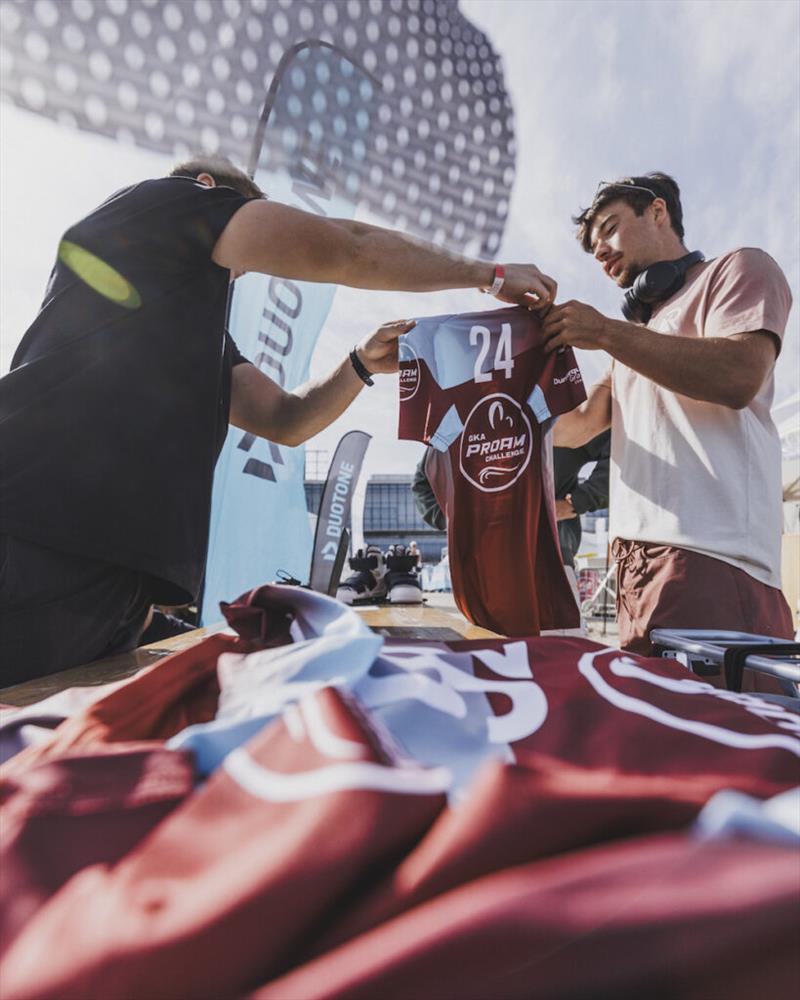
[617,261,644,288]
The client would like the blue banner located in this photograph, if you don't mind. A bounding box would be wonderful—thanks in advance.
[202,44,377,623]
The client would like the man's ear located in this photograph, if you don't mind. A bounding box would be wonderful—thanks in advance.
[196,172,216,187]
[650,196,669,227]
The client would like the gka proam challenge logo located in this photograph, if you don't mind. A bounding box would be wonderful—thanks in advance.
[398,340,420,401]
[459,393,533,493]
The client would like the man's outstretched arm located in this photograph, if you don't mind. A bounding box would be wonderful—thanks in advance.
[542,301,778,409]
[212,200,556,308]
[229,319,414,448]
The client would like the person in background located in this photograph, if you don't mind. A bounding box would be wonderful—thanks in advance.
[412,459,448,533]
[554,429,611,603]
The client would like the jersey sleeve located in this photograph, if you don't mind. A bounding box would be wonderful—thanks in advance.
[704,248,792,349]
[529,346,587,423]
[398,324,443,444]
[428,405,464,452]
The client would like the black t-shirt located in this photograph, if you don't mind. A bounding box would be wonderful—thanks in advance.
[0,177,254,604]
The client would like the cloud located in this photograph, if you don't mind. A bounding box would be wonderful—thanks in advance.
[2,0,797,471]
[461,0,799,399]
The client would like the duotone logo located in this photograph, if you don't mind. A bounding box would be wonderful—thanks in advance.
[459,392,532,493]
[552,367,581,386]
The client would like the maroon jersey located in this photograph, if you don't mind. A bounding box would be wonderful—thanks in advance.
[254,832,800,1000]
[3,689,797,999]
[398,307,586,635]
[1,586,799,999]
[0,688,447,999]
[0,747,193,954]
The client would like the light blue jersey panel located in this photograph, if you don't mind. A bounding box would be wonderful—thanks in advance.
[169,587,516,797]
[402,307,537,391]
[429,404,465,452]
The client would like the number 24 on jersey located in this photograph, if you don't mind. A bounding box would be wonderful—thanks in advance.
[470,322,514,384]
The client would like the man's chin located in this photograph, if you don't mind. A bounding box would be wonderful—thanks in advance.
[617,266,641,289]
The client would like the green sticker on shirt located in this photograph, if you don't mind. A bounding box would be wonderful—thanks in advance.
[58,240,142,310]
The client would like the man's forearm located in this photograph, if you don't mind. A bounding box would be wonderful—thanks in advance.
[598,320,767,408]
[280,356,365,446]
[214,201,554,305]
[552,384,612,448]
[342,221,492,291]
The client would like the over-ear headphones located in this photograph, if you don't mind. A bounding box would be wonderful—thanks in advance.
[621,250,705,325]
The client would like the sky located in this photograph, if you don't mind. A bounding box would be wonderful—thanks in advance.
[1,0,799,497]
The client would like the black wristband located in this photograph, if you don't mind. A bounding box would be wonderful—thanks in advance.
[349,347,374,386]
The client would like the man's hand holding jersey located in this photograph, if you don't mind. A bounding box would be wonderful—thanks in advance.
[542,300,610,352]
[355,318,416,374]
[495,264,558,311]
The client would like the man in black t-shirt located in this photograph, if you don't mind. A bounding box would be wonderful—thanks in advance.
[0,155,558,684]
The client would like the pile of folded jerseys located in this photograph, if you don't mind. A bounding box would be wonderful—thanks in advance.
[1,585,798,1000]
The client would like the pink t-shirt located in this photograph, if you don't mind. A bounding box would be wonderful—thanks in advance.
[602,247,792,587]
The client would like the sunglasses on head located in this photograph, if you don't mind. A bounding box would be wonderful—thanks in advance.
[594,180,658,203]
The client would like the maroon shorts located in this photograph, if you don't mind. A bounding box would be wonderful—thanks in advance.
[613,539,794,692]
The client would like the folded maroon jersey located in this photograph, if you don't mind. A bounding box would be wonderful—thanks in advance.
[0,688,447,999]
[4,586,798,807]
[4,693,797,1000]
[252,832,800,1000]
[1,585,799,999]
[0,747,193,954]
[398,307,586,634]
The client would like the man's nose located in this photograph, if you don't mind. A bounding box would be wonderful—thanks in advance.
[594,240,610,262]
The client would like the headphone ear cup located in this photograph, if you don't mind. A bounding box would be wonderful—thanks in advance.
[622,290,650,325]
[635,261,681,303]
[620,251,703,326]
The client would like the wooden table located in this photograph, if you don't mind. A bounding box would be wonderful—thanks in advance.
[0,624,229,709]
[0,598,497,708]
[353,598,500,641]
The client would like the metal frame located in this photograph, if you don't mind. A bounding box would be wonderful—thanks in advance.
[580,563,616,621]
[650,629,800,699]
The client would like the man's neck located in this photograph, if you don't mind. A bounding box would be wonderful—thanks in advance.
[654,241,690,264]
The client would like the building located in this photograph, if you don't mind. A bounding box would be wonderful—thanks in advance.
[362,474,447,564]
[305,449,446,565]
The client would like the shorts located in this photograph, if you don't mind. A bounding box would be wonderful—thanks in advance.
[613,539,794,692]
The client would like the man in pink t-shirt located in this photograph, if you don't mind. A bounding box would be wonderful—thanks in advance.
[541,173,794,674]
